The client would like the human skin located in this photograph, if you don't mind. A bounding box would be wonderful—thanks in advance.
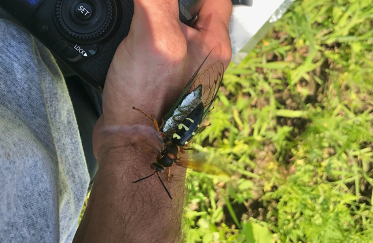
[73,0,232,242]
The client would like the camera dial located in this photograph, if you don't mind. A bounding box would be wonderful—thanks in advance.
[55,0,116,42]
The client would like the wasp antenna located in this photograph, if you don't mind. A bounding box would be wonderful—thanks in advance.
[132,172,156,183]
[156,172,172,199]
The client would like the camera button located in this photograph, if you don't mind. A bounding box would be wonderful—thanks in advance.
[54,41,70,53]
[74,3,93,20]
[38,22,49,33]
[54,40,81,61]
[65,48,82,60]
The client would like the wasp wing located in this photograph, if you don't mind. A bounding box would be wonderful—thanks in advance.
[186,61,224,118]
[163,52,212,121]
[163,61,225,127]
[177,151,231,177]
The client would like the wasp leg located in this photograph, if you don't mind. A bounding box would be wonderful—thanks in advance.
[167,168,173,181]
[180,148,185,154]
[182,147,196,151]
[172,116,184,123]
[178,100,201,114]
[159,132,167,139]
[172,105,197,122]
[158,121,168,139]
[179,143,194,153]
[133,107,161,132]
[202,106,214,121]
[159,118,165,130]
[195,123,211,134]
[179,147,195,155]
[180,143,188,154]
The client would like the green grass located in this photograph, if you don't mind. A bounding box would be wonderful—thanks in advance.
[185,0,373,242]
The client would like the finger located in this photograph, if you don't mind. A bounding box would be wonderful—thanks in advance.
[132,0,179,33]
[196,0,232,32]
[197,0,232,64]
[128,0,187,57]
[180,0,232,34]
[181,0,232,66]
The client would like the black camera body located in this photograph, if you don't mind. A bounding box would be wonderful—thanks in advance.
[0,0,201,91]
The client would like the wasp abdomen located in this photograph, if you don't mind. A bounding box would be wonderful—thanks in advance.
[162,85,203,134]
[173,102,204,146]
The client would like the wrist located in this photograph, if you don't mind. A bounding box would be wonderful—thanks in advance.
[93,115,163,162]
[76,128,187,242]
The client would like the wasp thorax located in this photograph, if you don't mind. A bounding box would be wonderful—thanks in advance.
[158,155,175,168]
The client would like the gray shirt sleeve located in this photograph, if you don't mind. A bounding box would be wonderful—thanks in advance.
[0,18,90,243]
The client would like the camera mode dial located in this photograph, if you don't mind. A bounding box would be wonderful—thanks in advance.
[55,0,115,42]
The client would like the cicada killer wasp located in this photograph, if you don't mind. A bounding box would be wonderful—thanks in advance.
[133,53,225,199]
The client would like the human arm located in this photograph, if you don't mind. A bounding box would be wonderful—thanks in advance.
[73,0,232,242]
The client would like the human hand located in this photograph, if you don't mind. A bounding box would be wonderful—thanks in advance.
[96,0,232,142]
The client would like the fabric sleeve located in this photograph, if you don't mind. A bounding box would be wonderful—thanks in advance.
[0,18,90,243]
